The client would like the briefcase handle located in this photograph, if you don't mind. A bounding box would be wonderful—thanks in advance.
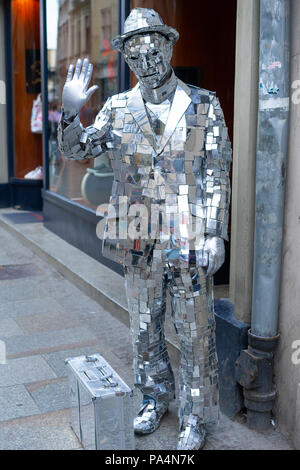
[85,355,118,387]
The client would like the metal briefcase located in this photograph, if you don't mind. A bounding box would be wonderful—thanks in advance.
[65,354,135,450]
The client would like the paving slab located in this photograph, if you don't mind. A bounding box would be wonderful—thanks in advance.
[0,278,48,302]
[0,410,82,450]
[5,326,98,357]
[15,310,83,334]
[26,379,70,413]
[0,385,41,421]
[0,356,57,387]
[55,290,111,316]
[0,297,66,319]
[38,278,86,300]
[0,254,16,265]
[0,318,24,338]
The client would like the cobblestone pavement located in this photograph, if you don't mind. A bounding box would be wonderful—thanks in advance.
[0,224,294,450]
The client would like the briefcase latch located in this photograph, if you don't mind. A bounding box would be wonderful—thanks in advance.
[85,355,118,387]
[97,367,118,388]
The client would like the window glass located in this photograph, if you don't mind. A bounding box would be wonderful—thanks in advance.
[11,0,42,179]
[47,0,118,209]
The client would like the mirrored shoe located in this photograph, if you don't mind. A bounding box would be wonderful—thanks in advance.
[134,396,168,435]
[177,415,207,450]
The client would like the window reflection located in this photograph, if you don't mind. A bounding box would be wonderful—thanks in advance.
[47,0,118,209]
[11,0,42,179]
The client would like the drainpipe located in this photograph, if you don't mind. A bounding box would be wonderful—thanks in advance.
[235,0,290,430]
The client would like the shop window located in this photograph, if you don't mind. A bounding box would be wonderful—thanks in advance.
[11,0,42,179]
[47,0,118,210]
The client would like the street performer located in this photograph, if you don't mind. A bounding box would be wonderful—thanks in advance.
[58,7,232,450]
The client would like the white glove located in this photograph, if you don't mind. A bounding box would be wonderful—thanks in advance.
[62,58,99,119]
[199,236,225,277]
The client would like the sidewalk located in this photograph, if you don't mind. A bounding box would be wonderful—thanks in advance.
[0,209,294,450]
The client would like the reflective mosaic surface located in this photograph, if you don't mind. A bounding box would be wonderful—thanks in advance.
[58,7,232,446]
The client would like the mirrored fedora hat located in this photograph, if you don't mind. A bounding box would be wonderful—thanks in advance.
[111,8,179,51]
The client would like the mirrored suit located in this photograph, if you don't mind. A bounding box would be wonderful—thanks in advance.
[58,8,232,445]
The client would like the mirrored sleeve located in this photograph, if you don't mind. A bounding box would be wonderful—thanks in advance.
[57,97,113,160]
[204,95,232,241]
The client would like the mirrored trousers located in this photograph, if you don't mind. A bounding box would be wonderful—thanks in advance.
[124,256,219,428]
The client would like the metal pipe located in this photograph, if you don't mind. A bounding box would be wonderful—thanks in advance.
[251,0,290,338]
[235,0,290,431]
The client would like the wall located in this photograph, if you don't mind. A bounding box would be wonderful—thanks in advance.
[229,0,259,323]
[275,0,300,449]
[0,0,8,184]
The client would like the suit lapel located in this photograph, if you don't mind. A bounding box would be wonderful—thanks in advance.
[126,78,192,156]
[157,80,192,156]
[126,84,157,150]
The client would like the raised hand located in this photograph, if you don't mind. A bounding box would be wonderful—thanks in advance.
[62,58,99,118]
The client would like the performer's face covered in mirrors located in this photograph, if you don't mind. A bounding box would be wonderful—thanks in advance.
[123,32,173,89]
